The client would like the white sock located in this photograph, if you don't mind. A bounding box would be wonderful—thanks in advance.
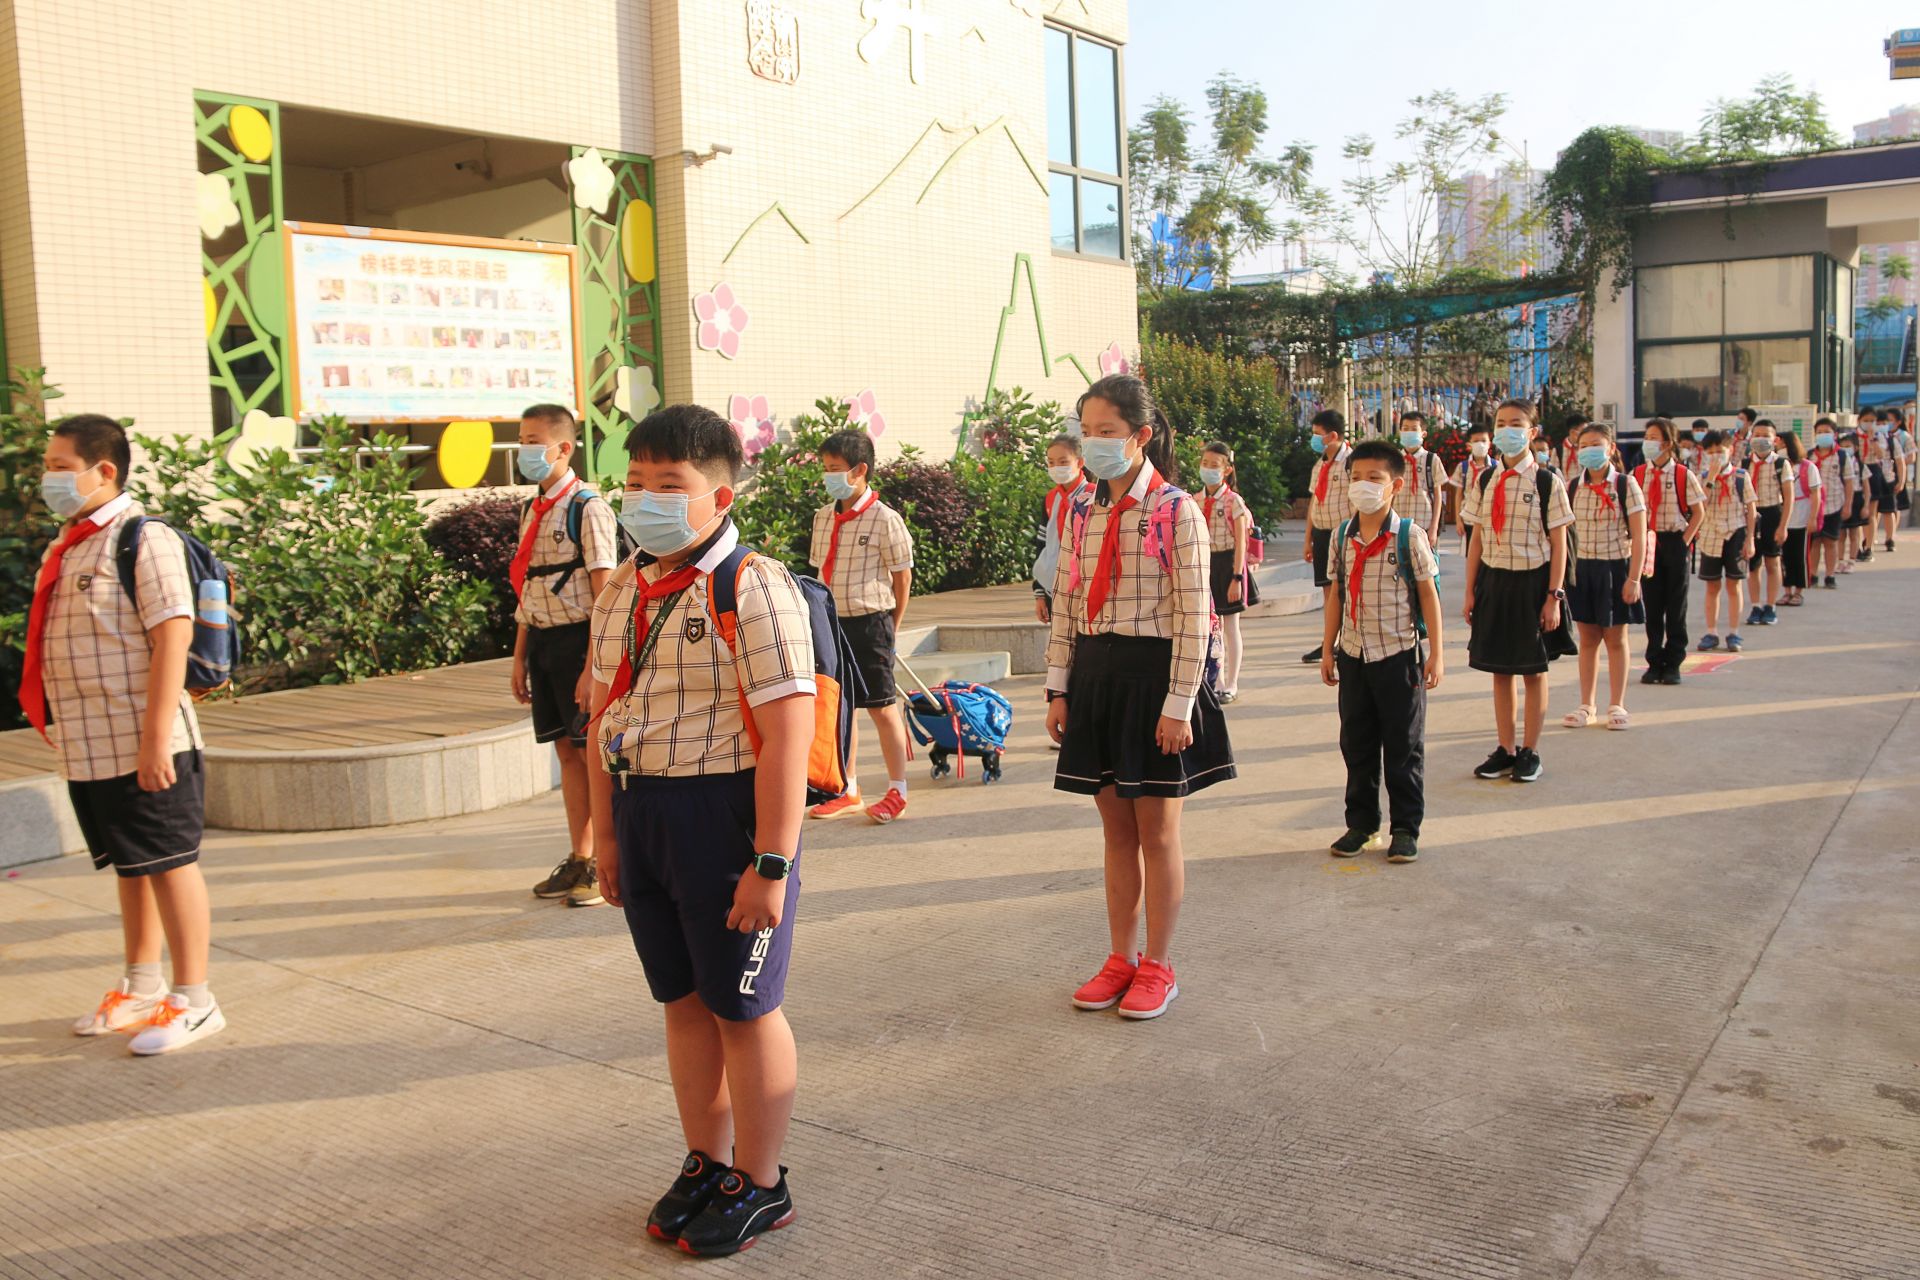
[888,778,908,797]
[126,961,164,997]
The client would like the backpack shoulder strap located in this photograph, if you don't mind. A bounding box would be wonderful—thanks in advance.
[1396,519,1428,637]
[563,488,595,545]
[114,515,151,602]
[705,544,758,640]
[1535,468,1556,529]
[1616,471,1630,511]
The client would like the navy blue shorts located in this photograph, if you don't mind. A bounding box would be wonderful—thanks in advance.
[611,769,800,1021]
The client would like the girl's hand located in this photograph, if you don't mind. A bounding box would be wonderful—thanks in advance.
[1034,596,1050,623]
[1622,577,1642,604]
[1046,696,1069,745]
[1540,597,1562,633]
[1155,715,1193,755]
[1462,592,1475,626]
[1227,577,1243,603]
[1301,542,1313,564]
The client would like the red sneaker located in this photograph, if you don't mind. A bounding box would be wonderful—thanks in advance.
[865,788,907,824]
[1070,953,1139,1011]
[808,792,862,820]
[1118,957,1178,1020]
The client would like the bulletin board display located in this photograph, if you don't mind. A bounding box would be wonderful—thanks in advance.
[283,222,584,424]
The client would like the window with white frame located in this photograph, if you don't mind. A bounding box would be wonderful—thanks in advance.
[1046,25,1126,261]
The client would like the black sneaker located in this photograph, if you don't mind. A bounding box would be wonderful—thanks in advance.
[1859,547,1874,563]
[647,1151,729,1243]
[1300,645,1323,664]
[1386,831,1419,863]
[1474,746,1516,779]
[1658,669,1683,685]
[1745,605,1764,627]
[1640,665,1663,686]
[676,1167,795,1257]
[1824,576,1837,589]
[1511,748,1542,783]
[1329,828,1378,858]
[532,856,589,899]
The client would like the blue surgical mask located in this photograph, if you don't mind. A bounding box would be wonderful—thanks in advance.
[1577,445,1610,472]
[1815,432,1834,450]
[619,488,716,558]
[1081,435,1138,481]
[1399,431,1423,450]
[1199,466,1224,488]
[824,471,858,502]
[517,444,556,483]
[1308,434,1328,456]
[40,467,95,519]
[1493,426,1530,458]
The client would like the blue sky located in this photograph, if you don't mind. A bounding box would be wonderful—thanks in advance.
[1126,0,1916,275]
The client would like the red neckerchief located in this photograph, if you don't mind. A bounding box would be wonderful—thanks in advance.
[819,487,876,585]
[1203,482,1232,525]
[1488,463,1525,538]
[1584,470,1618,513]
[1085,469,1157,621]
[19,516,115,740]
[588,561,703,725]
[1347,524,1391,621]
[510,473,578,599]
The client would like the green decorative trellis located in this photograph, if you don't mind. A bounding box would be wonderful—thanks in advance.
[570,147,662,486]
[195,92,285,427]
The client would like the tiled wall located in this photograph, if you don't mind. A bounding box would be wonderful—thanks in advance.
[0,0,651,436]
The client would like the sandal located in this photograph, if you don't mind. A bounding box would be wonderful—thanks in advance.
[1606,704,1631,731]
[1562,704,1596,728]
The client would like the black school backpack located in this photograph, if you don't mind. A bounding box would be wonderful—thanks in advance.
[115,517,239,695]
[521,488,634,593]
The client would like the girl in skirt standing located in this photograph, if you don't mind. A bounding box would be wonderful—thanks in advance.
[1045,375,1234,1021]
[1199,441,1258,702]
[1560,423,1646,731]
[1463,399,1573,784]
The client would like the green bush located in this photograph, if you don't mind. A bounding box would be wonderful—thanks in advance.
[733,397,848,576]
[135,416,494,690]
[1137,334,1299,525]
[424,495,522,659]
[0,371,65,728]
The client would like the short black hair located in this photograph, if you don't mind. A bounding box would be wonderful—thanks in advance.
[1689,418,1710,433]
[1466,421,1493,439]
[1310,409,1345,436]
[625,403,743,482]
[1699,429,1730,449]
[1737,406,1758,423]
[1562,412,1590,433]
[52,413,132,483]
[1753,418,1776,432]
[1859,407,1879,422]
[1814,416,1837,430]
[1347,439,1406,477]
[1398,410,1426,428]
[1049,433,1082,456]
[820,429,876,475]
[521,403,579,443]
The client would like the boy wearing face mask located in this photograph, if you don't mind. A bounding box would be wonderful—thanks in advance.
[1319,441,1444,864]
[514,403,621,908]
[1391,411,1446,546]
[1452,422,1495,551]
[1632,418,1706,685]
[1693,430,1758,653]
[1299,409,1353,664]
[808,430,914,824]
[1742,420,1794,627]
[28,415,222,1054]
[587,403,815,1256]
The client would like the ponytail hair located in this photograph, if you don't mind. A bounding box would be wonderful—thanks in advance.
[1079,373,1178,484]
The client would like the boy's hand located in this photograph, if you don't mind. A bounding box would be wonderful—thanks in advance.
[727,869,786,934]
[1045,696,1068,744]
[1424,649,1445,690]
[1300,540,1313,564]
[573,669,593,713]
[1462,591,1475,626]
[1319,653,1338,687]
[136,740,177,793]
[1155,715,1192,755]
[595,832,622,907]
[510,655,531,705]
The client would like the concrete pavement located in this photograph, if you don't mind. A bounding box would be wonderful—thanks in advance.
[3,553,1918,1279]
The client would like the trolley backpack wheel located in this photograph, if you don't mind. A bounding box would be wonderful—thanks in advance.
[929,747,952,780]
[982,750,1003,783]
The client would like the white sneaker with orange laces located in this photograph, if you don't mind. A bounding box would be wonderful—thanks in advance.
[865,788,908,824]
[807,792,863,820]
[128,994,226,1056]
[72,980,168,1036]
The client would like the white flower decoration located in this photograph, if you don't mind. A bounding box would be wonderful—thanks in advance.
[226,408,298,476]
[198,172,242,240]
[613,365,660,418]
[565,148,617,215]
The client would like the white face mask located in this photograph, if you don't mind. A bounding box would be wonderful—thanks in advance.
[1347,479,1391,514]
[1047,464,1079,486]
[1468,441,1490,460]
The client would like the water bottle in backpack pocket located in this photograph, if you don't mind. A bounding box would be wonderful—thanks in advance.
[115,517,240,697]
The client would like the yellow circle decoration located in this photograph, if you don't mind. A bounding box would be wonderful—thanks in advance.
[203,278,218,337]
[620,199,656,284]
[228,105,274,162]
[438,420,495,489]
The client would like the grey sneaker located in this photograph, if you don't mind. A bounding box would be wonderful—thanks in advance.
[1386,831,1419,863]
[533,857,589,899]
[1329,829,1379,858]
[566,859,605,907]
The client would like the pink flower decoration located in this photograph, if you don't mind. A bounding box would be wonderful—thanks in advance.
[1098,341,1134,378]
[845,388,888,439]
[729,393,776,459]
[693,283,751,360]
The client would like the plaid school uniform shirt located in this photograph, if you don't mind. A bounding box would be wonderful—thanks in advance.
[513,476,620,629]
[1814,449,1852,515]
[1698,468,1757,546]
[809,489,913,618]
[37,495,203,782]
[1391,449,1447,529]
[1334,513,1439,662]
[1634,460,1708,533]
[1463,457,1574,571]
[1044,466,1211,720]
[1202,485,1250,553]
[1570,468,1646,562]
[1452,456,1494,524]
[590,522,816,777]
[1307,444,1354,530]
[1747,453,1791,508]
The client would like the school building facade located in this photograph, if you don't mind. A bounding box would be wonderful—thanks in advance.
[1592,140,1920,439]
[0,0,1136,488]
